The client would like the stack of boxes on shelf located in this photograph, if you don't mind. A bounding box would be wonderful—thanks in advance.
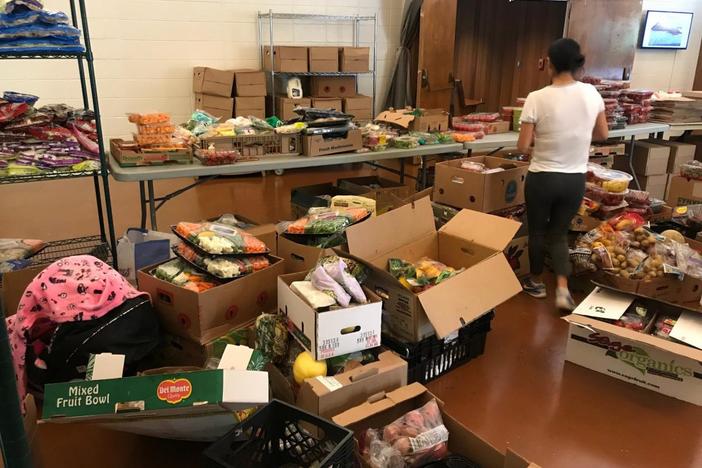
[193,67,267,119]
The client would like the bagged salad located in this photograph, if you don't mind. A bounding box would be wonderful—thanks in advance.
[153,258,220,292]
[389,257,463,293]
[174,221,268,255]
[174,243,270,280]
[279,207,370,235]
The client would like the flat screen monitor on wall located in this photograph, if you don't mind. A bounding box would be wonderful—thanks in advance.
[640,10,693,49]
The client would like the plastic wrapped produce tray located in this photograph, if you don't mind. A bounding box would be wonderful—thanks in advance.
[203,399,355,468]
[381,310,494,384]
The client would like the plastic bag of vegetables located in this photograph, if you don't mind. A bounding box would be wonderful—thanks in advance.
[388,257,463,293]
[174,221,268,255]
[279,207,370,235]
[174,243,270,279]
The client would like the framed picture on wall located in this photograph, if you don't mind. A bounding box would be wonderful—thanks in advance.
[640,10,694,49]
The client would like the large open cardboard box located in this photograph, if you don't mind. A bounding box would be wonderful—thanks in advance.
[345,197,522,342]
[279,271,382,360]
[137,256,284,343]
[564,287,702,406]
[333,383,538,468]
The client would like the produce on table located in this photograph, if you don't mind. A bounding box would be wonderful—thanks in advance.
[292,351,327,384]
[389,257,464,293]
[153,258,220,293]
[254,313,288,364]
[174,243,269,279]
[586,163,632,194]
[459,112,500,122]
[280,207,370,235]
[392,135,420,149]
[194,147,241,166]
[174,221,268,255]
[361,399,449,468]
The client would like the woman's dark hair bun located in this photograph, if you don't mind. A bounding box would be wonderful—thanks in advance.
[549,38,585,74]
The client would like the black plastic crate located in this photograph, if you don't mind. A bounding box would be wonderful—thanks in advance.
[203,399,355,468]
[382,311,495,384]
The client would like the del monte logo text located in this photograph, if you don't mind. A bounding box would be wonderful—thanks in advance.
[157,378,192,404]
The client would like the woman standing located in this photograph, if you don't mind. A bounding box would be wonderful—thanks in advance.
[517,38,609,310]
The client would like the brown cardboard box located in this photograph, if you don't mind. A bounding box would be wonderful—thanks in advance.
[622,141,671,175]
[667,175,702,206]
[343,95,372,120]
[308,46,339,72]
[1,266,43,315]
[311,97,343,111]
[137,257,284,343]
[303,128,362,156]
[195,93,233,119]
[276,236,336,274]
[337,176,413,214]
[376,108,450,132]
[333,383,538,467]
[310,76,356,98]
[233,70,266,97]
[504,235,529,278]
[263,45,308,72]
[483,120,511,134]
[345,197,522,342]
[297,351,407,420]
[276,96,311,120]
[636,174,668,200]
[433,156,529,213]
[643,139,695,174]
[235,96,265,118]
[339,46,370,72]
[193,67,234,97]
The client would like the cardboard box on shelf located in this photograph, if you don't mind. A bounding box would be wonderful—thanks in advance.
[620,141,670,175]
[310,97,343,111]
[308,46,339,72]
[564,287,702,406]
[667,175,702,206]
[504,235,529,278]
[276,236,339,274]
[337,176,413,214]
[233,70,266,97]
[278,271,382,360]
[194,93,233,119]
[276,96,311,121]
[376,108,450,132]
[339,46,370,72]
[643,139,695,174]
[297,351,407,420]
[310,76,357,98]
[332,383,537,467]
[235,96,266,119]
[137,256,284,343]
[343,95,372,121]
[433,156,529,213]
[302,128,362,157]
[193,67,234,97]
[263,45,308,72]
[345,197,522,342]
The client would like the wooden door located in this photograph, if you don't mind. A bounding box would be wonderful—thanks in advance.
[566,0,642,80]
[416,0,457,110]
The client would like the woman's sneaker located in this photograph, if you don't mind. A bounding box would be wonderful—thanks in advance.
[556,287,576,311]
[522,278,547,298]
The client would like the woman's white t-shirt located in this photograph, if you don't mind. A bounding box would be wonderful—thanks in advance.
[520,81,605,173]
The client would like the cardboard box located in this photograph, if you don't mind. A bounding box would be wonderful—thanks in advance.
[570,213,601,232]
[308,46,339,72]
[433,156,529,213]
[233,70,266,97]
[110,139,192,167]
[263,45,308,72]
[504,235,529,278]
[483,120,511,134]
[290,182,354,218]
[338,176,413,215]
[194,93,233,119]
[565,288,702,406]
[636,174,668,200]
[137,257,284,343]
[345,197,522,342]
[276,96,311,120]
[343,95,372,121]
[644,139,695,174]
[620,142,670,175]
[302,128,362,157]
[376,108,450,132]
[667,175,702,206]
[311,97,343,111]
[297,351,407,421]
[276,236,336,274]
[278,272,383,360]
[310,76,356,98]
[339,46,370,72]
[332,383,537,468]
[235,96,265,119]
[41,369,269,441]
[193,67,234,97]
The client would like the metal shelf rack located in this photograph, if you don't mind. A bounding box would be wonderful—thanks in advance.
[257,10,377,118]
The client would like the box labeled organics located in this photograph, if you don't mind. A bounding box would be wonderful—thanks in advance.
[263,46,308,72]
[620,142,670,175]
[339,46,370,72]
[233,70,266,97]
[308,46,339,72]
[137,256,284,343]
[310,76,357,98]
[278,272,383,360]
[194,93,233,119]
[303,128,362,157]
[433,156,529,213]
[311,97,343,111]
[345,197,522,342]
[343,95,372,121]
[193,67,234,97]
[338,176,412,214]
[235,96,265,119]
[276,96,311,121]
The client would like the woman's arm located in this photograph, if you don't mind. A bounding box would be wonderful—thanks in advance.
[518,122,535,154]
[592,111,608,142]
